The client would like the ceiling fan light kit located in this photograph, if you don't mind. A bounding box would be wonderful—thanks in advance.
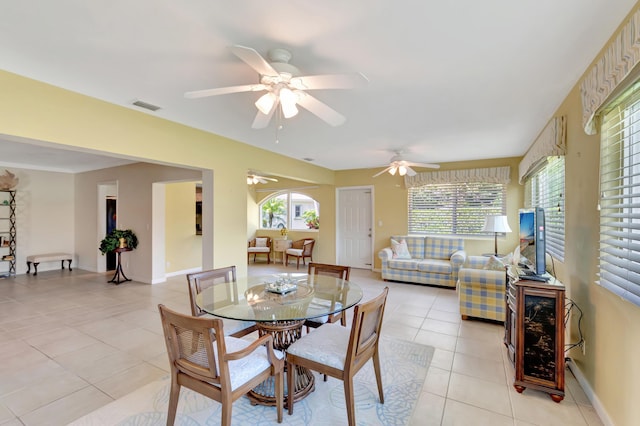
[185,45,366,128]
[255,93,276,115]
[373,151,441,178]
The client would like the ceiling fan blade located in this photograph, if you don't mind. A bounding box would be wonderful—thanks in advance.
[229,45,279,77]
[185,84,266,98]
[409,162,441,169]
[296,93,346,126]
[251,102,277,129]
[290,72,369,90]
[372,166,392,178]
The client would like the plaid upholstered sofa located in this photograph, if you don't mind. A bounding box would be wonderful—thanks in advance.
[457,255,507,322]
[378,235,466,288]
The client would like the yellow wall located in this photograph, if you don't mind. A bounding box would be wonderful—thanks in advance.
[248,177,335,264]
[551,3,640,424]
[4,4,640,418]
[165,182,202,273]
[335,157,523,269]
[0,70,335,279]
[74,163,201,282]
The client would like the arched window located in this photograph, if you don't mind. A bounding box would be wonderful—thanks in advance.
[260,192,319,230]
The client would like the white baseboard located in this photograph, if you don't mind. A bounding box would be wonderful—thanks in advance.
[165,267,202,278]
[566,358,614,426]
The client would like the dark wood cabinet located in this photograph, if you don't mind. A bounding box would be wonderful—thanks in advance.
[505,276,565,402]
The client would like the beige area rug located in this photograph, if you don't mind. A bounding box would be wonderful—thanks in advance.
[71,336,433,426]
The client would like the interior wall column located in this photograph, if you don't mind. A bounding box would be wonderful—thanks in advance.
[202,169,214,270]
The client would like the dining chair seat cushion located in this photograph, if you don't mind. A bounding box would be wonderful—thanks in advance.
[305,300,343,326]
[285,248,304,256]
[287,323,349,370]
[248,247,271,253]
[204,335,284,391]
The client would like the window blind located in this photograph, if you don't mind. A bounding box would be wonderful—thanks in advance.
[408,182,506,236]
[598,80,640,307]
[524,156,565,261]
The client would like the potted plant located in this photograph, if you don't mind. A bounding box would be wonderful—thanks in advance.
[99,229,139,254]
[302,211,320,229]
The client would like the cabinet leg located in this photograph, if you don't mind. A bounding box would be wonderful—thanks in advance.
[550,394,564,403]
[514,385,525,394]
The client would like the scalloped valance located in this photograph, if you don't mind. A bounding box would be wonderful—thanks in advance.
[518,115,566,183]
[404,166,510,188]
[580,8,640,135]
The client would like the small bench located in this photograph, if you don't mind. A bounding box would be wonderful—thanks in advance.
[26,253,73,276]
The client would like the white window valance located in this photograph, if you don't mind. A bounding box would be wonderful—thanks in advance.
[404,166,511,188]
[518,115,566,183]
[580,8,640,135]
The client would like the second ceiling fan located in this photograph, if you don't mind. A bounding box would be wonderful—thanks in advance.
[373,151,440,177]
[185,45,368,129]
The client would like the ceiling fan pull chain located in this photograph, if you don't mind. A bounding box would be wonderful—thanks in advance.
[275,108,283,144]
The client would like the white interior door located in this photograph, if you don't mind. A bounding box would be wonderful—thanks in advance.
[337,187,373,269]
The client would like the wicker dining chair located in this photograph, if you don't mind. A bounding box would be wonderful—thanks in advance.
[158,304,284,426]
[304,262,351,331]
[285,287,389,425]
[187,266,257,338]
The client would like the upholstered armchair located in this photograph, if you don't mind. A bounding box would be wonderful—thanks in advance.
[285,238,315,269]
[248,236,272,264]
[457,255,507,322]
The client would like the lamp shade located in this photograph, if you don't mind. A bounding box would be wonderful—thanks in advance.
[482,215,511,256]
[482,215,512,233]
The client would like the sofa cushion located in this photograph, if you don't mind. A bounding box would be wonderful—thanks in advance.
[386,259,419,270]
[392,235,425,259]
[417,259,453,274]
[391,238,412,259]
[424,237,464,260]
[255,237,268,247]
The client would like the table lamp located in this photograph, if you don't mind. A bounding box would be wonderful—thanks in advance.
[482,215,512,256]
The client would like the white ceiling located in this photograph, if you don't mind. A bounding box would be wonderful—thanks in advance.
[0,1,636,173]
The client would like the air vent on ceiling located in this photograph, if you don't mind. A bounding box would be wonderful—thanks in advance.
[132,100,161,111]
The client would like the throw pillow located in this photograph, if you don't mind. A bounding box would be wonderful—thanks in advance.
[255,237,268,247]
[391,238,412,259]
[484,255,506,271]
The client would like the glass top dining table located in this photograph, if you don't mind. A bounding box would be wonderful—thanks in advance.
[195,272,363,324]
[195,272,363,406]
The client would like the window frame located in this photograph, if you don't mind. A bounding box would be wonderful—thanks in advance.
[259,191,320,231]
[597,80,640,307]
[523,156,566,261]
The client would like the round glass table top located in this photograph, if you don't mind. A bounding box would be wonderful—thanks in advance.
[195,273,363,322]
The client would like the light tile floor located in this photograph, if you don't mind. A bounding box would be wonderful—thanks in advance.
[0,264,602,425]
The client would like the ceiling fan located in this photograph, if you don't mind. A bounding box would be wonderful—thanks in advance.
[372,151,440,178]
[247,173,278,185]
[185,45,368,129]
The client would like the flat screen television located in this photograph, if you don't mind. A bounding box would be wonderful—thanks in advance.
[519,207,546,275]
